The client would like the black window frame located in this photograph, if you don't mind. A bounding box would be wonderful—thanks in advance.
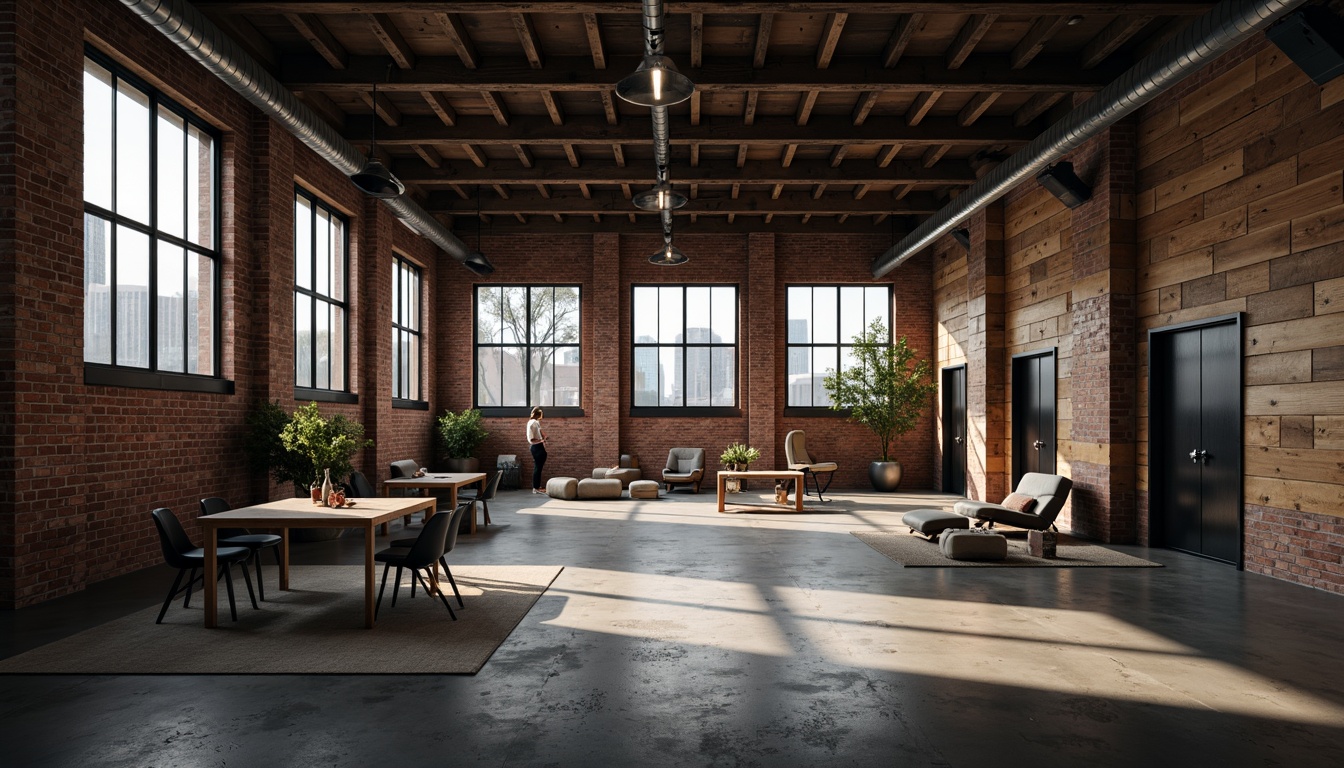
[783,284,893,417]
[473,284,584,418]
[82,46,230,394]
[391,253,426,409]
[293,186,354,403]
[630,283,741,418]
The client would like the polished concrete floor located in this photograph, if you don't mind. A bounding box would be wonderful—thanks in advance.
[3,488,1344,767]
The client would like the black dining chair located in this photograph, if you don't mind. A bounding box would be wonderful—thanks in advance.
[390,501,472,609]
[375,502,468,620]
[346,470,377,498]
[151,507,257,624]
[200,497,283,601]
[458,470,500,527]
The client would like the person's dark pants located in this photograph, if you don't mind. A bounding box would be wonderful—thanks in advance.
[530,443,547,490]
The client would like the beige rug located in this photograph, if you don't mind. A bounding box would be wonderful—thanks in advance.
[852,531,1163,568]
[0,565,562,675]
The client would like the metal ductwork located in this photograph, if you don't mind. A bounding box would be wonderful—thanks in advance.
[872,0,1306,277]
[117,0,492,274]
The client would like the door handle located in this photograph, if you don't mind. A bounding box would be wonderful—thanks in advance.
[1033,440,1045,450]
[953,436,963,445]
[1189,449,1209,464]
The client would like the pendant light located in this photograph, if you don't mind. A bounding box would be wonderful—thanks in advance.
[648,230,688,266]
[350,79,406,198]
[462,186,494,274]
[616,54,695,107]
[632,169,688,211]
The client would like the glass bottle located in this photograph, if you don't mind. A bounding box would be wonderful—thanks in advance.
[320,468,333,508]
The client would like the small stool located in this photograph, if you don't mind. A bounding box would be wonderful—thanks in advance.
[577,478,623,499]
[939,529,1008,561]
[593,467,642,488]
[628,480,660,500]
[902,508,971,540]
[546,477,578,500]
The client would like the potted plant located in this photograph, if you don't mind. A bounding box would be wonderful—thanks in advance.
[437,408,489,473]
[823,319,936,492]
[719,443,761,493]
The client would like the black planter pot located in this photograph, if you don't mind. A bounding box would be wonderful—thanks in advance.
[445,457,480,473]
[869,460,903,492]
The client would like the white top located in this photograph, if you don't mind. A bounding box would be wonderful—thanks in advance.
[527,419,543,444]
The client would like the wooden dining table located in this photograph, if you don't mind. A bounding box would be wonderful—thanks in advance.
[382,472,487,534]
[199,496,436,629]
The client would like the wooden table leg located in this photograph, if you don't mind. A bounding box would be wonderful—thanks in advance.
[279,528,290,590]
[381,483,391,536]
[717,474,727,513]
[794,475,804,511]
[204,526,218,628]
[364,522,376,629]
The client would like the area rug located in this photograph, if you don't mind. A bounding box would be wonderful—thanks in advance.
[851,531,1163,568]
[0,565,562,675]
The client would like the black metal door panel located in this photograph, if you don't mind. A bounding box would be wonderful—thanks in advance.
[1013,350,1056,487]
[1200,323,1241,564]
[1162,328,1205,554]
[942,366,967,495]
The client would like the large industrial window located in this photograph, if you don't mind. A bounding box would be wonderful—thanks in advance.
[392,255,423,404]
[475,286,582,416]
[82,50,224,392]
[294,188,349,397]
[786,286,891,409]
[631,285,738,416]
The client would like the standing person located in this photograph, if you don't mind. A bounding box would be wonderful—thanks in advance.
[527,407,548,493]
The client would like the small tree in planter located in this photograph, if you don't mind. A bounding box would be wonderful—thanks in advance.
[437,408,489,472]
[280,402,373,492]
[719,443,761,493]
[823,319,936,491]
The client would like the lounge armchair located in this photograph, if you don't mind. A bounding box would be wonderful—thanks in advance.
[954,472,1073,531]
[784,430,838,502]
[662,448,705,493]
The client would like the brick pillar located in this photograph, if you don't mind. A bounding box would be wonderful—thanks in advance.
[592,233,621,464]
[966,204,1008,502]
[362,198,392,478]
[747,233,777,469]
[1067,124,1138,543]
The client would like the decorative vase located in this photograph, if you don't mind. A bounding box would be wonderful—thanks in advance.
[869,460,903,492]
[725,464,741,493]
[310,482,321,503]
[320,468,333,508]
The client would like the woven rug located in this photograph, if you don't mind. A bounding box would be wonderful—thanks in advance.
[852,531,1163,568]
[0,565,561,675]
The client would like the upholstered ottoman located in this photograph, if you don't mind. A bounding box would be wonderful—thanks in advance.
[577,478,623,500]
[902,508,971,540]
[628,480,660,500]
[592,467,642,488]
[546,477,578,500]
[939,529,1008,561]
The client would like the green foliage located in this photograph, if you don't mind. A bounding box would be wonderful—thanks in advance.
[720,443,761,467]
[277,402,373,486]
[245,400,308,488]
[822,319,937,462]
[437,408,489,459]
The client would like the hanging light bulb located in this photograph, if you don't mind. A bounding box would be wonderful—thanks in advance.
[648,232,688,265]
[616,54,695,107]
[633,179,688,211]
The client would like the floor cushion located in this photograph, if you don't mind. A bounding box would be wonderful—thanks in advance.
[577,478,623,500]
[546,477,578,500]
[628,480,659,500]
[939,529,1008,561]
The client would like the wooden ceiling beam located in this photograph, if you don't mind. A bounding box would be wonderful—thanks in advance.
[815,13,848,69]
[352,114,1036,146]
[206,3,1213,15]
[781,144,797,168]
[359,90,401,126]
[1012,16,1068,69]
[441,215,909,235]
[922,144,951,168]
[283,55,1115,94]
[536,183,551,198]
[564,144,581,168]
[462,144,488,167]
[905,91,941,126]
[611,144,625,167]
[413,144,442,169]
[689,91,701,126]
[480,91,511,126]
[369,13,415,69]
[582,13,606,70]
[796,91,818,126]
[513,144,535,168]
[690,12,704,68]
[393,156,976,186]
[753,13,774,69]
[743,91,759,126]
[434,12,478,69]
[601,90,618,125]
[1081,15,1155,69]
[427,189,943,216]
[294,90,344,128]
[211,14,276,70]
[511,12,544,68]
[946,14,997,70]
[957,91,999,127]
[541,91,565,125]
[829,146,849,167]
[284,13,347,70]
[1015,92,1065,126]
[422,91,457,127]
[852,91,880,126]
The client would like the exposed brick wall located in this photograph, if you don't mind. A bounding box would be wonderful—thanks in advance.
[1137,34,1344,591]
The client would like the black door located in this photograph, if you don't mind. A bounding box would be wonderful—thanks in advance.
[1151,318,1242,565]
[1012,350,1057,487]
[941,365,967,495]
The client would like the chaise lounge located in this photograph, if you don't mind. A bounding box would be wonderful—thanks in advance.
[954,472,1073,532]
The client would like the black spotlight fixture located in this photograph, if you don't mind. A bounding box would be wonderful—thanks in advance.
[1266,6,1344,86]
[951,228,971,250]
[463,251,495,275]
[350,80,405,199]
[1036,161,1092,209]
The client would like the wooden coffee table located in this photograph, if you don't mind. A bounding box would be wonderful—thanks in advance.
[716,470,805,513]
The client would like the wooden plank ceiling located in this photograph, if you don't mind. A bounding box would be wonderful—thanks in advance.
[198,1,1207,234]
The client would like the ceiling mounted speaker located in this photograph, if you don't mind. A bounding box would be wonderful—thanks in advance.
[1266,7,1344,85]
[1036,161,1092,209]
